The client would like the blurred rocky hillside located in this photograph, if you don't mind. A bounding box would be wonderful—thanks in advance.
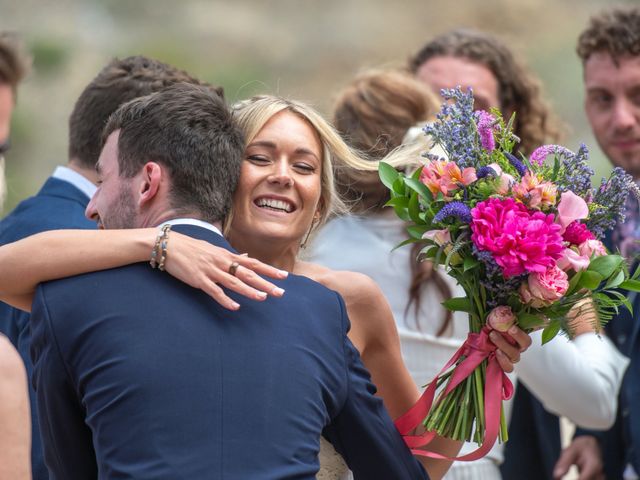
[0,0,631,213]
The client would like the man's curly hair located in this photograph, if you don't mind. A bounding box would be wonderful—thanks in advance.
[410,29,564,156]
[577,6,640,64]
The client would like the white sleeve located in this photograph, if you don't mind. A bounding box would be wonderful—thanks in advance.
[514,331,629,429]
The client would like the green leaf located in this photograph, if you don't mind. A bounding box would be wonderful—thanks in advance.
[578,270,604,290]
[463,257,480,272]
[392,204,410,221]
[408,192,422,224]
[404,177,434,201]
[551,156,561,182]
[605,269,626,289]
[588,255,624,278]
[517,312,547,331]
[442,297,474,313]
[566,270,583,295]
[379,162,399,190]
[385,196,409,208]
[541,321,561,345]
[390,237,422,252]
[392,177,405,195]
[619,279,640,292]
[419,245,439,258]
[407,225,430,239]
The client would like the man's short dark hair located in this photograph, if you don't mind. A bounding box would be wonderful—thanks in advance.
[103,83,244,224]
[69,55,223,170]
[577,6,640,64]
[0,32,31,97]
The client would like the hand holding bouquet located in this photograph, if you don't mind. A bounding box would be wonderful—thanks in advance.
[381,87,640,458]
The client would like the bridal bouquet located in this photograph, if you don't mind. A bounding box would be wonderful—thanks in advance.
[381,87,640,458]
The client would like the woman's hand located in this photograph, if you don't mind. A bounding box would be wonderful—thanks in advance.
[164,233,288,310]
[489,326,532,373]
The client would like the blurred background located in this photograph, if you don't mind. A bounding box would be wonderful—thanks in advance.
[0,0,634,215]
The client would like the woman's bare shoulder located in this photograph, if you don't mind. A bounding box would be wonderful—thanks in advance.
[295,261,382,303]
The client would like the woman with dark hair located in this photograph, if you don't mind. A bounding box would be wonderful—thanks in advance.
[308,68,628,480]
[409,28,564,157]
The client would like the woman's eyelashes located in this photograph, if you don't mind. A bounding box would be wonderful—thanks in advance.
[246,154,316,174]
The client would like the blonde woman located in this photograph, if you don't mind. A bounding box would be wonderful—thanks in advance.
[0,95,529,479]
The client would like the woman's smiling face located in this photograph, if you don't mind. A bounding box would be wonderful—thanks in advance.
[229,109,323,248]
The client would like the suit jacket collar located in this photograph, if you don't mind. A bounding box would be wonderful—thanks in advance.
[37,176,91,207]
[170,224,235,253]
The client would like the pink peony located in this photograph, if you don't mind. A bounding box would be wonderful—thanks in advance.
[556,191,589,232]
[557,247,591,272]
[562,221,595,245]
[471,198,565,277]
[519,266,569,308]
[578,239,607,258]
[486,306,516,332]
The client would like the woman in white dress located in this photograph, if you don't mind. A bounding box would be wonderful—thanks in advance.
[0,95,531,479]
[308,69,629,479]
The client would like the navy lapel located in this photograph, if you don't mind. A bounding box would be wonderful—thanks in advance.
[37,177,91,207]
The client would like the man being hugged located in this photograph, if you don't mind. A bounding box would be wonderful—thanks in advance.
[30,83,430,479]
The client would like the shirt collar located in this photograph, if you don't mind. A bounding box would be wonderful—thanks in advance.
[52,166,97,200]
[158,218,223,237]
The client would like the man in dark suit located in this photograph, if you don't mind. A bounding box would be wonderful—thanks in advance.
[0,56,222,480]
[29,83,430,479]
[553,7,640,480]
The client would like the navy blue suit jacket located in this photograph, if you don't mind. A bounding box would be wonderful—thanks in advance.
[574,282,640,479]
[30,225,428,480]
[0,176,95,480]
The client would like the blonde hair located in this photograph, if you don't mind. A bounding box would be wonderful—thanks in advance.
[229,95,370,235]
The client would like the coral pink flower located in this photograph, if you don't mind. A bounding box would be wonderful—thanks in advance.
[562,221,595,245]
[512,173,557,208]
[419,160,476,197]
[556,191,589,232]
[487,306,516,332]
[445,162,477,186]
[471,198,564,277]
[519,266,569,308]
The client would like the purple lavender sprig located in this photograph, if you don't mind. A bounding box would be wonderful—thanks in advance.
[476,166,498,179]
[530,144,575,166]
[472,246,526,308]
[586,167,634,238]
[433,201,472,224]
[475,110,496,152]
[423,88,479,169]
[504,152,527,177]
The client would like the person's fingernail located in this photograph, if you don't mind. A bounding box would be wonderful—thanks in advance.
[489,332,499,341]
[230,301,240,310]
[256,291,267,300]
[273,287,285,296]
[508,326,518,335]
[278,270,289,278]
[240,253,249,257]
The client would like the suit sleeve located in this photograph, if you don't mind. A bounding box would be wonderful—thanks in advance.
[30,284,97,479]
[323,292,428,480]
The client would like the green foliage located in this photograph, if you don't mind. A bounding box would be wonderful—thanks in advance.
[30,38,70,75]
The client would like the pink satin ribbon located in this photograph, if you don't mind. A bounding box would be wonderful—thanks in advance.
[394,326,514,461]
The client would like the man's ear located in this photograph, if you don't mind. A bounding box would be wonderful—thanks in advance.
[137,162,163,208]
